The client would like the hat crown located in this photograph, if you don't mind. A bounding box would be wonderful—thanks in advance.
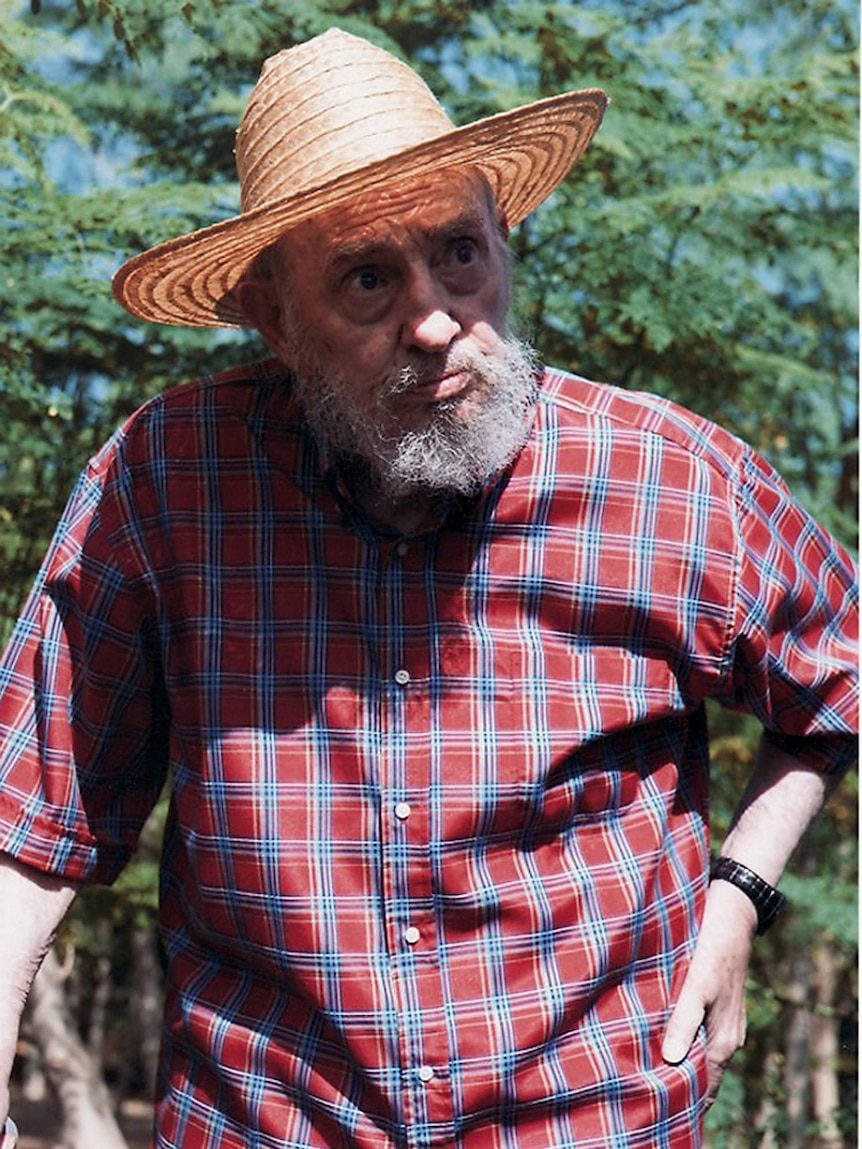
[236,29,455,213]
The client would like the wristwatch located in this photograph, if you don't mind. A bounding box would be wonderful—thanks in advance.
[709,856,787,935]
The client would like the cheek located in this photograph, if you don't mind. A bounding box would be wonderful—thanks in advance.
[494,265,512,325]
[320,328,395,397]
[468,314,509,358]
[472,263,510,338]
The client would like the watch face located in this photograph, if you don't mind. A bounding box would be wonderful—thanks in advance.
[710,857,786,935]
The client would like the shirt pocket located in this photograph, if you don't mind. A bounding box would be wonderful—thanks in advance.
[529,643,691,828]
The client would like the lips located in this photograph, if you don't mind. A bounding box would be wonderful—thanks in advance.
[405,369,472,404]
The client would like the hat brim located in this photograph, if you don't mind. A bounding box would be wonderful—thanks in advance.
[112,88,608,328]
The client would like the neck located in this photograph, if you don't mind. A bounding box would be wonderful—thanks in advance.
[335,455,458,535]
[364,492,441,535]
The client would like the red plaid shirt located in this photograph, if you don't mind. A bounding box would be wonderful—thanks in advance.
[0,362,856,1148]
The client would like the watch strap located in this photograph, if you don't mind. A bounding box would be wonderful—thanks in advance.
[709,856,787,935]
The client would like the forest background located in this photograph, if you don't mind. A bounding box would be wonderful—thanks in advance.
[0,0,857,1147]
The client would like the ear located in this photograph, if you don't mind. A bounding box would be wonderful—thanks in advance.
[236,278,293,364]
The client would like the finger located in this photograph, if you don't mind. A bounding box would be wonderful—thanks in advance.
[1,1116,18,1149]
[661,984,706,1064]
[705,1048,734,1106]
[703,1013,746,1104]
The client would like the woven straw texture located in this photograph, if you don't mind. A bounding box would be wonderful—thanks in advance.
[112,29,608,328]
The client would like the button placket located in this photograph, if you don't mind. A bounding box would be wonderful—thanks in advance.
[379,533,456,1139]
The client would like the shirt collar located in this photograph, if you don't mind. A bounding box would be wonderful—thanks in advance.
[256,359,542,541]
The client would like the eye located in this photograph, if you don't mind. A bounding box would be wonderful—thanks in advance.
[336,263,394,324]
[448,238,479,265]
[347,266,385,293]
[438,234,488,294]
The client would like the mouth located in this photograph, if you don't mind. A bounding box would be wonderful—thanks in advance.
[403,369,473,405]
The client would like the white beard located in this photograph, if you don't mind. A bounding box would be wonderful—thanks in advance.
[290,335,541,506]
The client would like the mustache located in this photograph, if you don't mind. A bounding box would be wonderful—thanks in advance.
[381,349,480,397]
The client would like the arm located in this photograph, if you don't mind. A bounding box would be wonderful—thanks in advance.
[661,440,857,1101]
[0,855,80,1136]
[661,735,839,1101]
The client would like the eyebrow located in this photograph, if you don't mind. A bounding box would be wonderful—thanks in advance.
[324,210,489,274]
[326,241,390,274]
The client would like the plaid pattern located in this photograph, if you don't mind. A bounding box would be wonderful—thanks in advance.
[0,362,856,1149]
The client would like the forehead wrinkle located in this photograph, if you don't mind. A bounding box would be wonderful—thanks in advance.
[325,238,394,273]
[274,169,502,291]
[325,208,489,273]
[422,208,490,244]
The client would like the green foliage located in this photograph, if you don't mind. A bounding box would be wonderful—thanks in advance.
[705,1067,747,1149]
[780,870,858,950]
[0,0,857,1138]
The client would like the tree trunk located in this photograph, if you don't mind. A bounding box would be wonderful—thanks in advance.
[18,1017,47,1103]
[809,941,843,1148]
[131,916,163,1099]
[782,952,813,1149]
[754,1048,782,1149]
[86,919,114,1078]
[128,803,166,1102]
[26,946,129,1149]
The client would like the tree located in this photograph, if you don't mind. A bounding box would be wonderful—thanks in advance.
[26,948,128,1149]
[1,0,857,1144]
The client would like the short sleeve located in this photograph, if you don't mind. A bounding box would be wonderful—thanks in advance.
[0,437,168,883]
[722,447,858,776]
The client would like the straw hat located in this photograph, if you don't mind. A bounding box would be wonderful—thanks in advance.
[112,28,608,329]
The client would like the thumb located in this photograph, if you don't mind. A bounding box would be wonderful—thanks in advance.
[662,980,706,1065]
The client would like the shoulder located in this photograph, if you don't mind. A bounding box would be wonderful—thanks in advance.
[540,366,749,482]
[89,358,294,479]
[121,356,292,445]
[58,359,297,583]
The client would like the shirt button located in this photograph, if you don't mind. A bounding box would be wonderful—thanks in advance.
[417,1065,435,1083]
[394,802,411,821]
[404,926,421,945]
[396,540,409,557]
[394,668,410,686]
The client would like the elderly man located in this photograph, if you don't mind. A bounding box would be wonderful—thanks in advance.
[0,28,856,1149]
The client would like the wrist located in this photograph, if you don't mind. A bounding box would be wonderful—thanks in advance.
[709,855,787,935]
[706,872,759,934]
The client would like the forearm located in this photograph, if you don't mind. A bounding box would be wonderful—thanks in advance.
[0,854,79,1116]
[718,734,839,883]
[663,733,841,1088]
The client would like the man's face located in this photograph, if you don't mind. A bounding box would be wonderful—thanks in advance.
[273,168,512,421]
[248,168,539,510]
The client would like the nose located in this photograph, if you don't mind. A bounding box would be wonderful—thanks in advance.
[401,270,461,353]
[411,309,461,352]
